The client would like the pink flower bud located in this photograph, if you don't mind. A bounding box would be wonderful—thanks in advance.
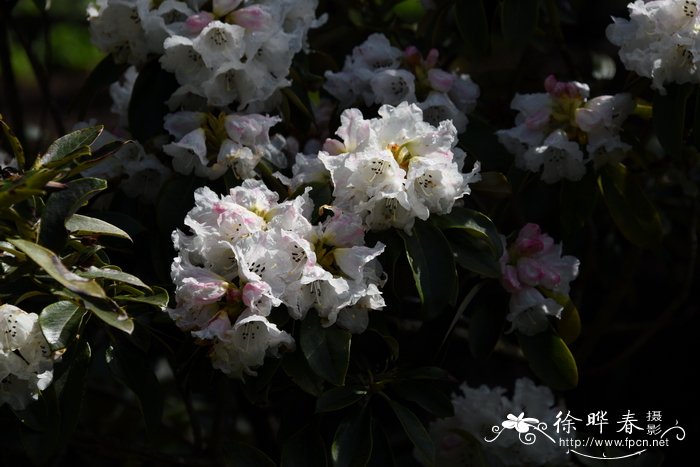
[502,264,522,293]
[425,48,439,68]
[428,68,455,92]
[186,12,214,35]
[229,6,273,31]
[404,46,422,67]
[322,138,346,155]
[516,257,544,286]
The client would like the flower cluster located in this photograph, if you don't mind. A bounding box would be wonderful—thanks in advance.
[317,102,481,233]
[497,75,634,183]
[499,224,579,335]
[169,180,386,378]
[324,33,480,132]
[163,110,286,179]
[428,378,570,466]
[88,0,324,109]
[607,0,700,93]
[1,304,55,410]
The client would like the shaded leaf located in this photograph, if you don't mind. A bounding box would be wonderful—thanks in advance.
[433,207,503,258]
[399,220,458,319]
[392,0,425,22]
[598,163,662,248]
[39,178,107,251]
[390,380,453,418]
[501,0,540,48]
[300,312,351,386]
[332,406,373,467]
[55,340,90,446]
[388,400,435,466]
[652,83,692,158]
[38,126,103,167]
[316,387,367,413]
[468,298,507,360]
[66,213,132,241]
[84,299,134,334]
[223,442,277,467]
[281,425,328,467]
[281,348,324,397]
[560,170,598,236]
[517,327,578,390]
[128,60,179,142]
[454,0,491,58]
[72,55,129,120]
[446,231,501,278]
[1,114,25,169]
[39,301,85,352]
[114,285,169,310]
[77,266,149,290]
[470,171,512,198]
[9,238,107,299]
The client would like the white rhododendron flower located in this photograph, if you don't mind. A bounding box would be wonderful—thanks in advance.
[497,75,634,182]
[319,102,480,233]
[1,304,55,410]
[428,378,570,466]
[499,223,579,335]
[324,34,479,132]
[607,0,700,93]
[168,178,386,378]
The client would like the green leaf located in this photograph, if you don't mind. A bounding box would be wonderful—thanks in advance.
[598,163,663,248]
[332,407,373,467]
[1,114,25,169]
[105,343,163,432]
[517,327,578,390]
[55,340,90,446]
[300,312,351,386]
[66,213,132,240]
[652,83,692,158]
[77,266,150,290]
[390,381,453,418]
[39,178,108,251]
[446,232,501,278]
[281,348,325,396]
[468,298,507,359]
[222,442,277,467]
[397,366,450,381]
[128,60,179,142]
[387,400,435,466]
[392,0,425,22]
[316,387,367,413]
[433,207,503,258]
[501,0,540,48]
[71,55,129,120]
[0,168,56,209]
[84,298,134,334]
[38,125,103,167]
[454,0,491,58]
[281,425,328,467]
[399,220,458,319]
[32,0,51,11]
[39,301,85,352]
[114,285,169,310]
[560,170,598,236]
[470,171,512,198]
[8,238,107,299]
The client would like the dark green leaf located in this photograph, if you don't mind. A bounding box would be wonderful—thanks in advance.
[300,312,351,386]
[652,83,692,158]
[39,301,84,352]
[399,220,458,319]
[332,407,373,467]
[454,0,490,58]
[55,340,90,446]
[470,171,512,198]
[281,348,325,396]
[38,126,103,167]
[128,60,179,142]
[77,266,149,290]
[468,299,507,360]
[316,387,367,413]
[598,163,663,248]
[66,213,132,240]
[39,178,107,251]
[84,298,134,334]
[281,425,328,467]
[447,232,501,278]
[114,285,169,310]
[517,327,578,390]
[387,400,435,466]
[433,207,503,258]
[32,0,51,11]
[397,366,450,381]
[9,238,107,299]
[501,0,540,48]
[392,0,425,22]
[1,114,25,169]
[390,380,453,418]
[223,441,277,467]
[560,170,598,236]
[367,419,395,467]
[105,343,163,432]
[71,55,129,120]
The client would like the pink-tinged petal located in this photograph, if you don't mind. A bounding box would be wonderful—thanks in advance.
[185,12,214,35]
[322,138,346,155]
[502,264,521,293]
[516,257,544,286]
[428,68,455,92]
[424,48,439,68]
[403,45,422,66]
[229,6,273,32]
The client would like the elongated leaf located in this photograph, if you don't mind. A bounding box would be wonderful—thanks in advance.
[66,214,132,241]
[55,340,90,446]
[560,170,598,236]
[114,286,169,310]
[598,163,662,248]
[501,0,540,48]
[77,266,149,290]
[446,232,501,278]
[397,366,450,381]
[517,327,578,390]
[388,400,435,466]
[9,238,107,299]
[652,83,692,158]
[39,178,107,251]
[399,220,458,319]
[38,126,103,167]
[468,298,507,360]
[332,407,373,467]
[84,299,134,334]
[223,442,277,467]
[128,60,179,142]
[454,0,490,58]
[0,168,56,209]
[470,171,512,198]
[281,348,324,396]
[1,114,25,169]
[300,312,351,386]
[106,343,163,431]
[433,207,503,257]
[316,387,367,413]
[39,301,84,351]
[72,55,129,120]
[281,425,328,467]
[390,381,453,418]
